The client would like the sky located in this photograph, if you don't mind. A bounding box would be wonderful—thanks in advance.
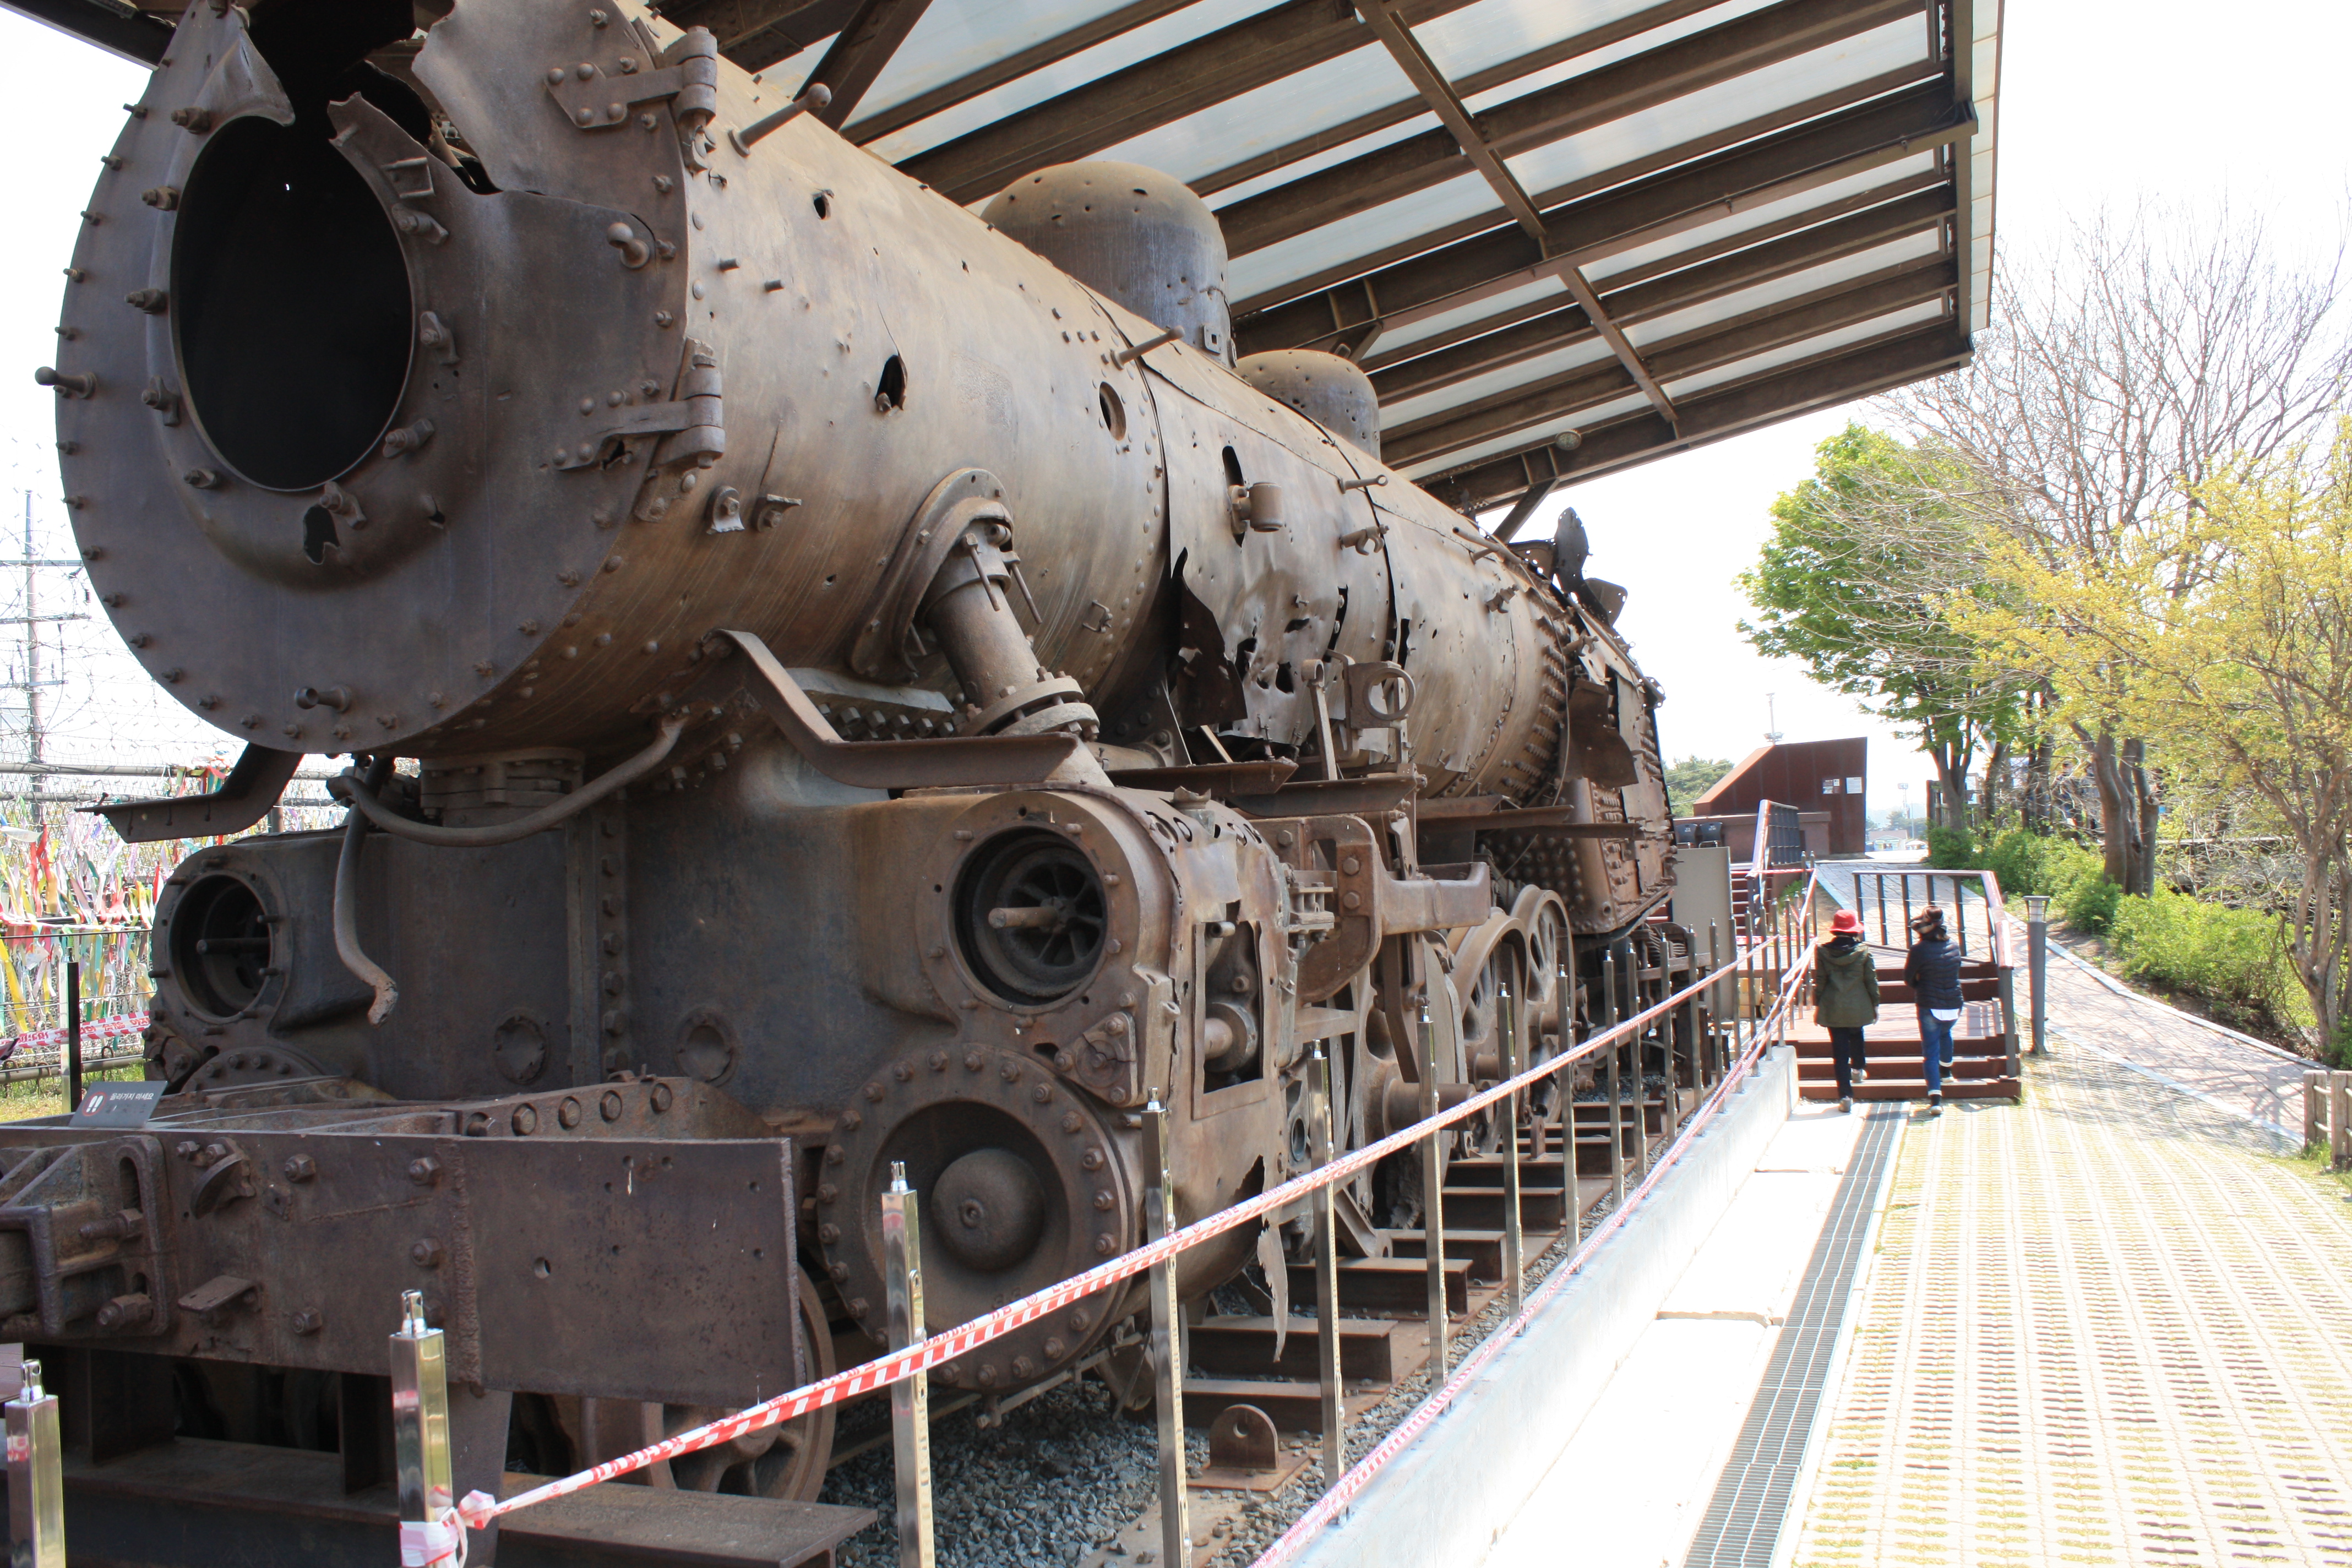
[1,1,2349,816]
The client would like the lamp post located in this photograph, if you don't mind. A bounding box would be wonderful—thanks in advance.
[2024,895,2050,1056]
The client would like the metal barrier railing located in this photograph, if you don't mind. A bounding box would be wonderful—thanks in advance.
[1850,867,2016,963]
[1850,865,2019,1076]
[399,873,1824,1568]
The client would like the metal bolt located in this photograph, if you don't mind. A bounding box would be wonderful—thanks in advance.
[291,1309,324,1336]
[411,1238,445,1268]
[408,1156,441,1185]
[511,1104,538,1135]
[96,1294,155,1331]
[282,1154,317,1183]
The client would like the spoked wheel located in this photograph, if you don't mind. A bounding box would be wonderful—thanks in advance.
[650,1271,837,1500]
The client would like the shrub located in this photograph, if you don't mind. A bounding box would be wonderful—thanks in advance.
[2106,888,2302,1035]
[2059,870,2122,932]
[1924,823,1978,868]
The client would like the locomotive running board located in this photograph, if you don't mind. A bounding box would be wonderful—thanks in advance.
[685,629,1104,790]
[86,743,303,843]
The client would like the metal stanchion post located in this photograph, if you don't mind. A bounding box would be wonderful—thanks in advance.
[391,1289,457,1568]
[6,1356,64,1568]
[1419,1005,1449,1380]
[1683,936,1703,1102]
[64,960,81,1113]
[882,1163,935,1568]
[1499,976,1524,1318]
[2026,895,2050,1056]
[1308,1047,1344,1495]
[1143,1098,1190,1565]
[1603,949,1624,1205]
[1625,945,1650,1182]
[1706,922,1723,1086]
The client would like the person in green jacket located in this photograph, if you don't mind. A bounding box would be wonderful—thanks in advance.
[1814,908,1880,1113]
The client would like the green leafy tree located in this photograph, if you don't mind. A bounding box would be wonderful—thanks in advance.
[1663,756,1734,815]
[1740,424,2023,830]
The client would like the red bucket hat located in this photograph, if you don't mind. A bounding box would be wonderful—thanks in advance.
[1829,910,1863,934]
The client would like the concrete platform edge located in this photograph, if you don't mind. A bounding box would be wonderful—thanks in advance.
[1289,1046,1798,1568]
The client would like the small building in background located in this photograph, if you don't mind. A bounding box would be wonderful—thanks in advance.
[1689,738,1869,858]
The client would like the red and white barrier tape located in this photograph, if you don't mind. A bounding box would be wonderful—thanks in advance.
[3,1012,145,1057]
[1248,950,1814,1566]
[461,910,1816,1534]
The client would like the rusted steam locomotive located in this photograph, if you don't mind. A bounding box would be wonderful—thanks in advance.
[13,0,1678,1542]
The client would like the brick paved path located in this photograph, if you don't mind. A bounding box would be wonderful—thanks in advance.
[2039,937,2311,1139]
[1787,1050,2352,1568]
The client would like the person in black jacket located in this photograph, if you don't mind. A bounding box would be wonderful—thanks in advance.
[1903,907,1963,1114]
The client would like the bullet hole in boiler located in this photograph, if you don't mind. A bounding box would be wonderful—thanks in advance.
[1222,445,1244,490]
[813,191,832,219]
[875,354,906,412]
[1276,661,1295,693]
[302,505,339,564]
[1098,382,1126,440]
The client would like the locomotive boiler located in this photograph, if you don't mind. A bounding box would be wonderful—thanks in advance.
[12,0,1680,1533]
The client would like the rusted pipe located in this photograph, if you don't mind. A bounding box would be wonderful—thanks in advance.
[334,755,399,1026]
[331,715,687,848]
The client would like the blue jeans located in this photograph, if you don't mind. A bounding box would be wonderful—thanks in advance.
[1917,1010,1951,1094]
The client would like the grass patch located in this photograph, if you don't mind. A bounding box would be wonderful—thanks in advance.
[0,1063,143,1123]
[2278,1141,2352,1202]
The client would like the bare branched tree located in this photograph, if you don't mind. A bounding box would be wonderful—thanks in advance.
[1880,204,2352,894]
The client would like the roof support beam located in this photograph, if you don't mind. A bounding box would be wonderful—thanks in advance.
[844,0,1195,144]
[1429,322,1970,507]
[1354,0,1545,239]
[1364,182,1952,402]
[1192,0,1729,199]
[799,0,937,127]
[0,0,169,62]
[1216,0,1924,259]
[897,0,1479,207]
[1382,254,1956,466]
[1231,62,1940,324]
[1558,265,1677,429]
[1493,475,1560,543]
[1352,0,1678,429]
[1234,81,1974,357]
[663,0,868,75]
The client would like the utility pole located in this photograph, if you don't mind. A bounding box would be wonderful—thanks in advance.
[6,492,88,823]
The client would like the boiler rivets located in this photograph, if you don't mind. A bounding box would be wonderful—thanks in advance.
[168,106,210,131]
[126,287,166,313]
[140,186,179,209]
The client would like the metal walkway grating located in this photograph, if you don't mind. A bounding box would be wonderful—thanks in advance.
[1681,1107,1903,1568]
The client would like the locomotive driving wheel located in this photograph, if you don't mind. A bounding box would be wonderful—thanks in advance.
[575,1270,839,1501]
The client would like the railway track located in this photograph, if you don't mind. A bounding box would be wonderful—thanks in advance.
[816,1030,1717,1568]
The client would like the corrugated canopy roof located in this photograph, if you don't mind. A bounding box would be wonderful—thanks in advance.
[17,0,1999,515]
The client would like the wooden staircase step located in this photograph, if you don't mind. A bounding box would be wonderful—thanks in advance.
[1799,1079,2019,1102]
